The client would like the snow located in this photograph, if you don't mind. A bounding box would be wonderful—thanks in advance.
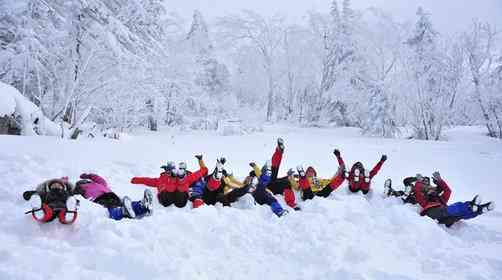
[0,82,17,116]
[0,125,501,280]
[0,82,60,136]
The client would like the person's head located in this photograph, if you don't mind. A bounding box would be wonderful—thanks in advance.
[306,166,317,178]
[353,162,364,171]
[49,180,66,192]
[177,162,187,178]
[161,161,176,175]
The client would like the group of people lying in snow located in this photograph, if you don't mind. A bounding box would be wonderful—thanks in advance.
[23,138,495,228]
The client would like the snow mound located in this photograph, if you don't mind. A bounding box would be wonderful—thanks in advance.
[0,126,501,280]
[0,82,60,136]
[0,82,17,116]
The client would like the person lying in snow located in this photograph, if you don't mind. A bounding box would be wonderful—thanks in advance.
[190,158,254,208]
[383,176,425,204]
[74,173,153,221]
[413,172,495,227]
[262,138,302,210]
[251,161,289,217]
[23,178,79,224]
[296,149,346,201]
[131,155,208,208]
[346,155,386,195]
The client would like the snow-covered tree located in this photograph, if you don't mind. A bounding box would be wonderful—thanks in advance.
[463,21,502,138]
[404,7,453,140]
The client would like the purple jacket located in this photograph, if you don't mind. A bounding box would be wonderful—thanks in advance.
[79,174,112,201]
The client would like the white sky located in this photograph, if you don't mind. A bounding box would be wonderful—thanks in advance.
[165,0,502,34]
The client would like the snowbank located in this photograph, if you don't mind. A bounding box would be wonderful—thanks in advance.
[0,126,500,280]
[0,82,60,136]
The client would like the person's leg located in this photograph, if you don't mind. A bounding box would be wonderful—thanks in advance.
[203,188,219,205]
[263,192,286,217]
[314,186,332,198]
[447,202,479,220]
[158,191,175,207]
[174,191,189,208]
[107,207,125,220]
[267,177,289,195]
[223,185,251,205]
[94,192,123,208]
[131,201,149,218]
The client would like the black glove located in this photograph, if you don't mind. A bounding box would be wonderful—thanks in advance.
[249,162,256,167]
[277,138,285,151]
[381,155,387,162]
[293,206,301,211]
[23,191,36,201]
[432,171,441,181]
[287,168,295,177]
[195,155,203,160]
[333,149,341,157]
[219,157,226,165]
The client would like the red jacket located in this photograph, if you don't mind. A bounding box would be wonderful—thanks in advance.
[131,166,209,193]
[175,167,208,192]
[131,172,177,193]
[347,160,384,191]
[413,178,452,215]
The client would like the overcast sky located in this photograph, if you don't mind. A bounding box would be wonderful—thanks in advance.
[165,0,502,34]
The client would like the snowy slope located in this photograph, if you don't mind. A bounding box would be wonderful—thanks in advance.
[0,126,501,280]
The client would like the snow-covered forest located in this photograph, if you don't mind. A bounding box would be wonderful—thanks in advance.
[1,0,501,140]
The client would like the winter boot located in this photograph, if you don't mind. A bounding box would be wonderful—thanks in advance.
[277,138,285,151]
[480,201,496,214]
[122,196,136,219]
[469,195,483,212]
[383,179,392,196]
[276,209,289,217]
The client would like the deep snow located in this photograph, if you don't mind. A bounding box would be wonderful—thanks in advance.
[0,125,501,280]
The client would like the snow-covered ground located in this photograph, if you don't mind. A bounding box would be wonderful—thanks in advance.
[0,125,501,280]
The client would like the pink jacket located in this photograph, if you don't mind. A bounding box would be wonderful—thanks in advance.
[79,174,112,200]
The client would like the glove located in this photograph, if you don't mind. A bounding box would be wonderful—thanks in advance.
[293,206,301,211]
[23,191,36,201]
[297,165,306,177]
[287,168,295,177]
[277,138,285,151]
[249,162,256,167]
[195,155,203,160]
[432,171,441,181]
[333,149,341,157]
[218,157,226,165]
[381,155,387,162]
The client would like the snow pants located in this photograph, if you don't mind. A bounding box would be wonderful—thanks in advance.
[252,188,284,216]
[94,192,122,208]
[107,201,149,221]
[424,202,480,227]
[203,185,251,206]
[158,191,188,208]
[268,177,297,208]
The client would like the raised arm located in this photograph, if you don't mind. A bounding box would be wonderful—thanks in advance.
[369,155,387,179]
[271,138,284,181]
[432,172,451,203]
[187,155,209,185]
[130,177,160,188]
